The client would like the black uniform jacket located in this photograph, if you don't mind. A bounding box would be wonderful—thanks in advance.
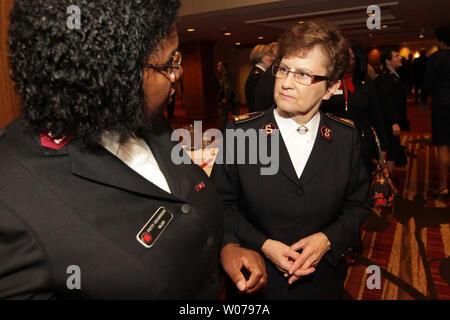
[210,107,371,299]
[245,66,264,113]
[322,76,388,151]
[0,118,227,299]
[321,76,389,172]
[375,69,408,129]
[254,68,276,112]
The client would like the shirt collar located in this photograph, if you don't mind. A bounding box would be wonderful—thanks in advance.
[255,64,266,72]
[387,66,400,78]
[273,108,320,139]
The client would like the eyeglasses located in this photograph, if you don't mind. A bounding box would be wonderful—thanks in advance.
[143,50,182,79]
[272,64,328,86]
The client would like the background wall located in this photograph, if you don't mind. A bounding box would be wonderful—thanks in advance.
[0,0,21,128]
[213,44,254,105]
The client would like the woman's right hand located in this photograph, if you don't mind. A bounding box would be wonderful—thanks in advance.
[261,239,300,274]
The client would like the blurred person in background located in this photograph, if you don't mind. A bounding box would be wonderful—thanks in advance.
[217,60,240,131]
[376,48,408,175]
[322,41,389,176]
[421,23,450,199]
[413,50,428,104]
[254,42,280,111]
[245,44,276,112]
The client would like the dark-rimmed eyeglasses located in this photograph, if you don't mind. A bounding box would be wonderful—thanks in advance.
[272,64,328,86]
[143,50,182,79]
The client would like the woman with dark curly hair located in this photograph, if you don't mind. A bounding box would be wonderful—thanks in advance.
[211,21,371,299]
[0,0,266,299]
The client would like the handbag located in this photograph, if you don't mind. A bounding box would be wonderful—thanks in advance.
[369,126,395,208]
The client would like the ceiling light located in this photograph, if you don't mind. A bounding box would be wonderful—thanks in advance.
[298,21,304,24]
[187,28,195,32]
[419,34,424,38]
[235,42,241,46]
[382,25,388,29]
[224,32,232,36]
[258,36,264,40]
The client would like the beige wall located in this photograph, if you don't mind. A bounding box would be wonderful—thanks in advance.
[0,0,21,128]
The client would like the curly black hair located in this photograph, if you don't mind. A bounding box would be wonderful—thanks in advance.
[9,0,180,148]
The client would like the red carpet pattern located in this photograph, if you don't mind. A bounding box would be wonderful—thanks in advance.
[344,130,450,300]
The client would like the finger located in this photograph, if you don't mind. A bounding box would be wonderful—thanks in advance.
[293,266,316,278]
[287,274,300,284]
[241,256,266,290]
[290,239,306,252]
[246,272,267,294]
[276,257,295,273]
[224,260,247,292]
[288,268,315,284]
[288,252,308,275]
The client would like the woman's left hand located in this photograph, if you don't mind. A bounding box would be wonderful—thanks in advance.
[286,232,331,284]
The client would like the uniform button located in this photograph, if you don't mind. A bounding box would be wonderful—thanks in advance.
[295,218,300,224]
[207,236,215,247]
[296,188,304,195]
[181,204,192,214]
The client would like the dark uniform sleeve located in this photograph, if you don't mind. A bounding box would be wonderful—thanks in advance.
[254,69,276,111]
[321,127,371,266]
[0,201,53,299]
[210,125,268,252]
[368,78,389,151]
[376,74,401,126]
[245,69,262,112]
[421,55,438,103]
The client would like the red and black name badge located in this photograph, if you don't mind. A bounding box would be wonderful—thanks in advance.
[320,125,333,142]
[136,207,173,248]
[262,123,277,136]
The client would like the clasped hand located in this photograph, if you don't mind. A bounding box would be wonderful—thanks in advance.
[261,232,331,285]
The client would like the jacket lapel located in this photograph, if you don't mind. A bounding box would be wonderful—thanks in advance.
[68,142,179,202]
[143,121,194,202]
[267,109,302,188]
[298,111,335,186]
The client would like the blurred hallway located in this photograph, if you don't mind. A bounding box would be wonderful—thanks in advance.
[344,101,450,300]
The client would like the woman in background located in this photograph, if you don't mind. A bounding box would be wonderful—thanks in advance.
[322,41,388,176]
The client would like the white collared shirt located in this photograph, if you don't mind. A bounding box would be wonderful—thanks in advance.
[100,132,171,194]
[274,109,320,179]
[387,66,400,78]
[255,64,266,72]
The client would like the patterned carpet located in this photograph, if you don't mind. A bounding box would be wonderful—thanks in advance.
[344,105,450,300]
